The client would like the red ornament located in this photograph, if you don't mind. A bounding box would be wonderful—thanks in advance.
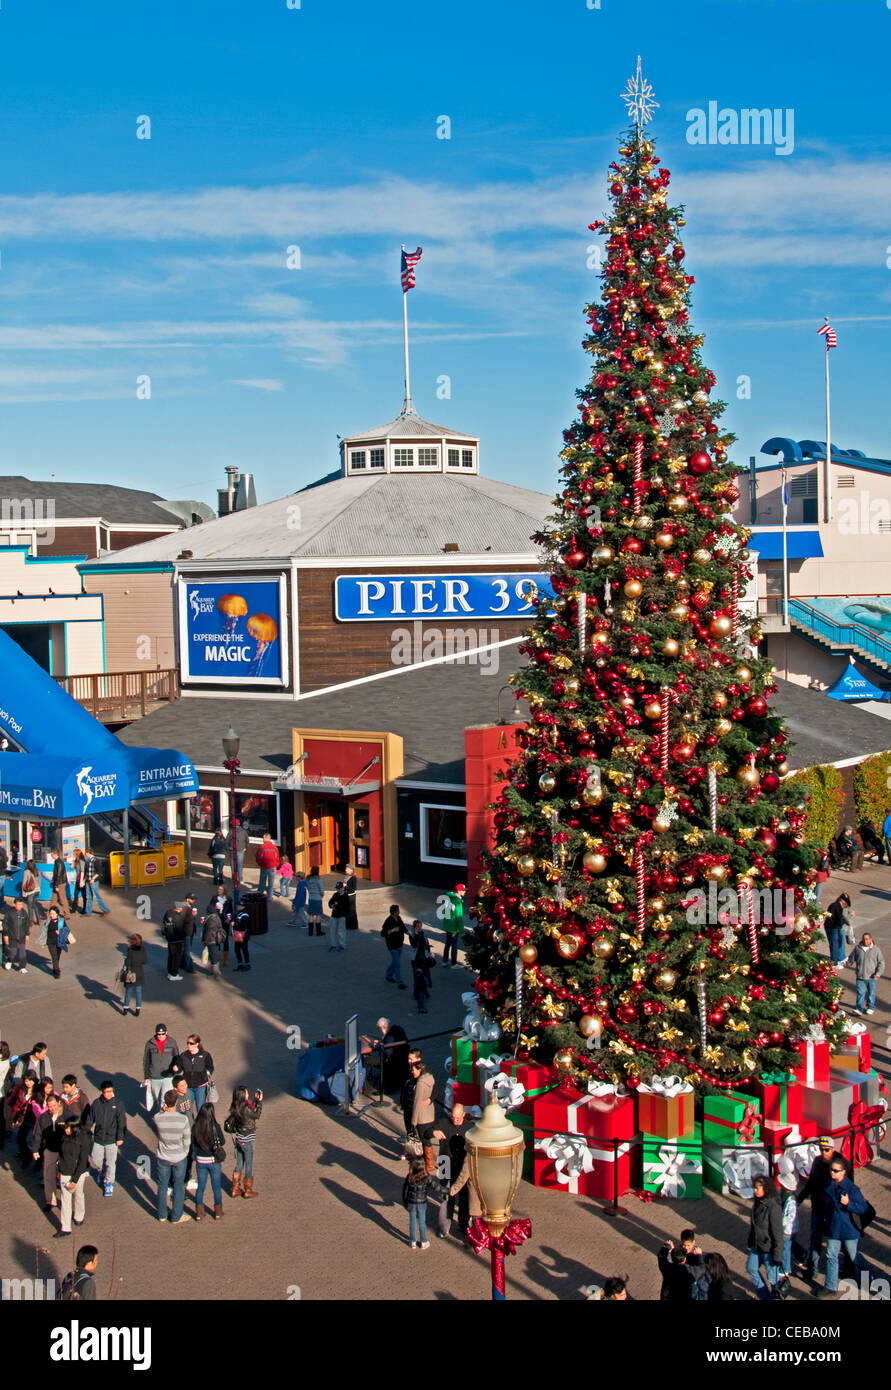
[616,1004,637,1024]
[673,740,696,763]
[563,542,586,570]
[757,829,777,852]
[761,773,780,793]
[746,696,768,717]
[688,452,711,476]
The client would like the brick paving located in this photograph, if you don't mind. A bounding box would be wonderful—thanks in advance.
[0,859,889,1301]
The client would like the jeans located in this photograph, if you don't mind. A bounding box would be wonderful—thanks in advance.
[6,940,27,968]
[87,882,110,914]
[258,867,274,896]
[211,855,226,885]
[808,1206,826,1272]
[157,1156,187,1221]
[234,936,251,966]
[331,917,346,950]
[782,1234,793,1275]
[443,932,459,964]
[41,1150,61,1205]
[48,942,61,977]
[59,1173,87,1232]
[196,1161,222,1206]
[147,1077,169,1109]
[278,879,291,899]
[187,1085,207,1114]
[124,984,143,1010]
[181,935,195,972]
[825,925,845,965]
[856,978,877,1011]
[746,1249,779,1298]
[289,906,307,928]
[206,943,220,969]
[386,947,404,984]
[90,1141,119,1184]
[408,1204,428,1244]
[826,1237,865,1291]
[234,1139,254,1178]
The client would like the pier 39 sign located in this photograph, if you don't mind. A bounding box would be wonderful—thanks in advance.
[334,572,553,622]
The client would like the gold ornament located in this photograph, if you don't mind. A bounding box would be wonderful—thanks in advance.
[564,677,580,697]
[554,1048,575,1072]
[644,700,663,720]
[538,772,557,794]
[710,615,733,638]
[583,850,608,874]
[519,942,538,964]
[692,548,712,565]
[669,603,690,622]
[517,855,536,877]
[734,666,752,683]
[662,637,680,657]
[593,935,615,959]
[654,966,678,991]
[715,718,732,737]
[653,813,672,833]
[579,1014,601,1038]
[654,530,675,550]
[582,784,604,807]
[623,578,643,599]
[737,766,760,788]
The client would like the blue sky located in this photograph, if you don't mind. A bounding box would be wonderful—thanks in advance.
[0,0,888,508]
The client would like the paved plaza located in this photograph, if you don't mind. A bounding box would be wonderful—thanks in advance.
[1,861,889,1301]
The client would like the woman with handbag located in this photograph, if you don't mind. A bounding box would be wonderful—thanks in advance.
[224,1086,262,1199]
[192,1102,226,1221]
[21,860,42,926]
[71,851,89,915]
[232,905,252,972]
[173,1035,215,1114]
[121,933,146,1016]
[7,1072,39,1168]
[408,919,434,1015]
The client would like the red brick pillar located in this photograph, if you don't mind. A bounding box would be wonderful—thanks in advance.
[464,722,524,905]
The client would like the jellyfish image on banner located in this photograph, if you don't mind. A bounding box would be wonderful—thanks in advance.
[247,613,278,675]
[216,593,249,638]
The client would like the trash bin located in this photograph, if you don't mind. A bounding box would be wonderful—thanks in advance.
[240,890,269,936]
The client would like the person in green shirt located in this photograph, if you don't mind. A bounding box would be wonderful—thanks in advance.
[441,884,465,968]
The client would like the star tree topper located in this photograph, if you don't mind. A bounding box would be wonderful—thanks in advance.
[621,55,659,128]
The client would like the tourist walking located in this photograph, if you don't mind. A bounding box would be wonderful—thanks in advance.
[153,1090,192,1224]
[434,1101,474,1239]
[306,866,325,936]
[277,856,294,899]
[206,888,233,968]
[202,908,226,978]
[820,1157,871,1297]
[232,903,252,971]
[847,931,885,1015]
[192,1102,226,1221]
[87,1079,126,1197]
[408,919,433,1014]
[173,1035,215,1113]
[798,1136,852,1279]
[180,893,198,974]
[71,851,90,915]
[122,933,146,1015]
[823,893,853,971]
[23,1080,56,1173]
[6,1072,38,1166]
[402,1155,432,1250]
[224,1086,262,1199]
[60,1075,90,1124]
[229,821,248,886]
[142,1024,180,1110]
[55,1117,91,1237]
[441,883,465,967]
[343,866,359,932]
[59,1246,99,1301]
[48,850,71,915]
[746,1176,783,1300]
[22,859,42,925]
[327,882,349,953]
[84,851,110,915]
[288,871,308,927]
[161,902,190,981]
[410,1059,437,1174]
[44,906,67,979]
[401,1049,423,1138]
[3,896,30,972]
[13,1042,54,1084]
[208,828,228,886]
[33,1093,66,1210]
[255,833,280,896]
[382,904,407,988]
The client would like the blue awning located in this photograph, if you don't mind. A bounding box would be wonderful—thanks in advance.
[747,530,823,560]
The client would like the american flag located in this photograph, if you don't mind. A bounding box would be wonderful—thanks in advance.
[818,319,837,349]
[401,246,423,292]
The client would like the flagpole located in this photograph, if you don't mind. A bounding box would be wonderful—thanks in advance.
[781,467,789,628]
[401,244,412,417]
[824,335,832,523]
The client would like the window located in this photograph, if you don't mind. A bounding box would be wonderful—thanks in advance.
[350,451,366,470]
[802,498,818,524]
[393,448,414,467]
[230,792,278,841]
[175,791,221,835]
[447,449,460,468]
[369,448,385,469]
[420,803,467,865]
[417,447,438,467]
[461,450,474,468]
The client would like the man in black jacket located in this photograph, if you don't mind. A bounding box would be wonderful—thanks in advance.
[56,1119,91,1237]
[87,1080,127,1196]
[33,1093,66,1210]
[381,905,407,988]
[162,904,189,981]
[798,1136,853,1279]
[48,850,71,915]
[2,897,30,972]
[658,1232,705,1300]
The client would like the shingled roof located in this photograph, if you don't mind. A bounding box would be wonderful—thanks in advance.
[0,476,212,527]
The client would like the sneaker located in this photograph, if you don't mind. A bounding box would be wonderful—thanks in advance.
[849,1008,861,1015]
[2,963,10,970]
[410,1241,417,1250]
[103,1182,114,1197]
[168,974,182,981]
[186,1179,198,1191]
[398,984,407,990]
[328,947,336,953]
[170,1213,191,1224]
[19,968,27,974]
[866,1008,875,1015]
[420,1241,430,1250]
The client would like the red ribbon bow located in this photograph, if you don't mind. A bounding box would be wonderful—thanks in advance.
[842,1102,885,1169]
[466,1217,532,1257]
[735,1102,759,1144]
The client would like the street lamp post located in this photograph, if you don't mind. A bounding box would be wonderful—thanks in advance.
[464,1099,529,1300]
[222,727,241,910]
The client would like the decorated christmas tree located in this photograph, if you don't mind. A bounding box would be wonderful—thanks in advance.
[469,69,845,1093]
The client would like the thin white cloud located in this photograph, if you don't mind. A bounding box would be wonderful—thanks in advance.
[229,378,285,392]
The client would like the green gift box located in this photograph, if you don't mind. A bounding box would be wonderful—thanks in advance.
[451,1034,501,1084]
[702,1090,761,1148]
[642,1124,702,1199]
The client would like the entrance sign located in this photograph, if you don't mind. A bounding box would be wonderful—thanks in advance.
[334,572,553,622]
[178,577,288,686]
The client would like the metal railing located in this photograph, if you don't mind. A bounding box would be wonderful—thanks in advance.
[55,668,179,721]
[788,600,891,667]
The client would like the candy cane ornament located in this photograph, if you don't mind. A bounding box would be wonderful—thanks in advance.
[633,437,643,516]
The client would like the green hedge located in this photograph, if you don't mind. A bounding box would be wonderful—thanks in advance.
[784,763,845,848]
[853,753,891,830]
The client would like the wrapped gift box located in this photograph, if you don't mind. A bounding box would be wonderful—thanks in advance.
[498,1058,557,1116]
[703,1144,769,1197]
[790,1038,831,1087]
[514,1110,535,1180]
[642,1124,703,1199]
[801,1078,856,1132]
[534,1135,637,1199]
[451,1080,483,1108]
[830,1067,880,1109]
[451,1035,502,1084]
[635,1075,695,1141]
[703,1091,761,1148]
[750,1071,803,1127]
[841,1024,872,1072]
[534,1084,637,1144]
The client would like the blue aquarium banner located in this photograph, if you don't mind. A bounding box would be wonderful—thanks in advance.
[334,572,553,622]
[178,578,288,686]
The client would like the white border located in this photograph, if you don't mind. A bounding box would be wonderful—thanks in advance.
[419,801,468,866]
[177,574,290,688]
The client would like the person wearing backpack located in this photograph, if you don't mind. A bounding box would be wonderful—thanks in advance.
[161,903,189,982]
[57,1246,98,1301]
[402,1154,432,1250]
[208,828,228,887]
[820,1158,871,1297]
